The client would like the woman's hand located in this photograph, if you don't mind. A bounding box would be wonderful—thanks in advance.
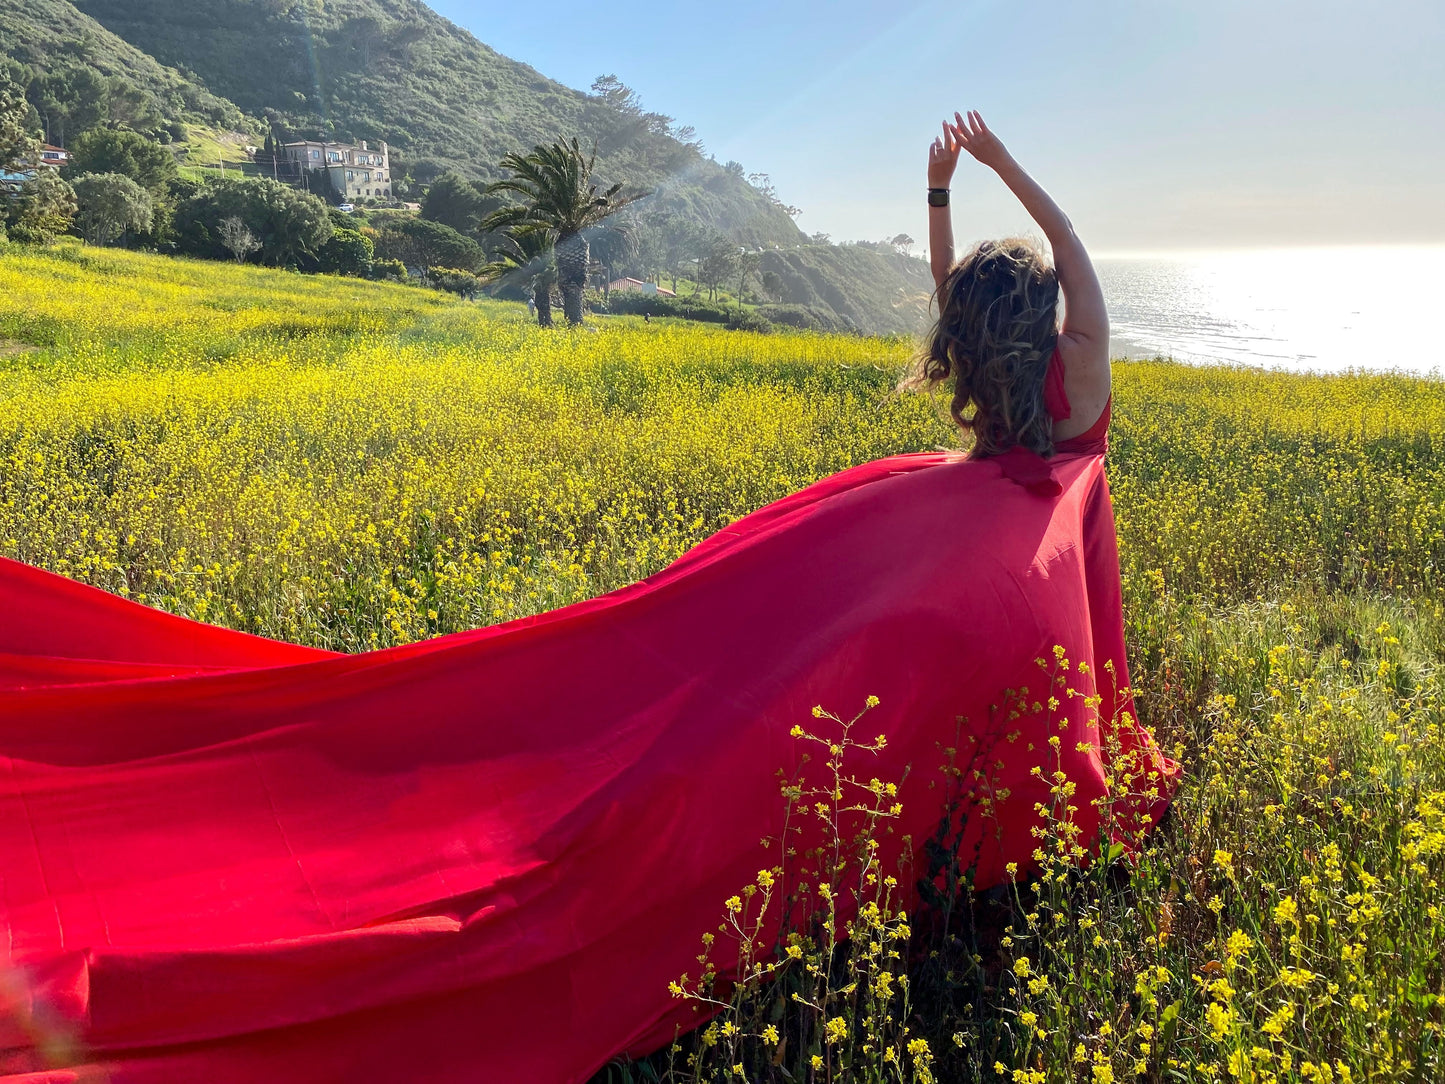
[927,120,962,189]
[948,110,1012,172]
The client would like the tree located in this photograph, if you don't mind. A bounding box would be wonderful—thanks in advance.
[102,77,162,133]
[480,227,558,328]
[1,74,38,170]
[697,232,740,302]
[172,178,331,266]
[420,172,501,238]
[5,169,76,245]
[484,138,647,326]
[370,216,482,273]
[661,217,704,295]
[252,182,334,265]
[217,215,260,262]
[587,75,673,154]
[890,233,915,257]
[760,269,785,303]
[64,128,177,195]
[316,226,373,276]
[735,250,761,312]
[590,75,643,116]
[72,173,153,245]
[747,172,802,218]
[29,66,107,146]
[587,224,638,294]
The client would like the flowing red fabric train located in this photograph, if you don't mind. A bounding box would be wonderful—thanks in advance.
[0,449,1177,1083]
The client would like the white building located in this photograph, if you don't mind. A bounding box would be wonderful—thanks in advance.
[280,139,392,201]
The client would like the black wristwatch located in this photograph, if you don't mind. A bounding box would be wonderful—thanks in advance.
[927,188,950,207]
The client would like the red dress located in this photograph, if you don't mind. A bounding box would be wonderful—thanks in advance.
[0,355,1175,1082]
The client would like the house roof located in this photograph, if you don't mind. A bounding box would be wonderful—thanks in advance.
[607,278,678,298]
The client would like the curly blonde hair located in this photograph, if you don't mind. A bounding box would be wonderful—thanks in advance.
[912,238,1060,458]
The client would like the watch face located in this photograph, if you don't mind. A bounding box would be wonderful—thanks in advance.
[927,190,949,207]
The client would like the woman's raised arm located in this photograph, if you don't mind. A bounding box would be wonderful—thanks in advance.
[948,112,1110,401]
[926,121,962,289]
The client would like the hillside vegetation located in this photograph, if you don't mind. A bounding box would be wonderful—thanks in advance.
[0,0,244,136]
[761,244,936,334]
[70,0,807,247]
[1,247,1442,1080]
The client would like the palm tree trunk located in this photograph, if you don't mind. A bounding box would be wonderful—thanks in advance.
[555,231,589,326]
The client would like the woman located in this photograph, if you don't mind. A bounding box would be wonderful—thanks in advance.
[0,114,1173,1083]
[921,110,1112,460]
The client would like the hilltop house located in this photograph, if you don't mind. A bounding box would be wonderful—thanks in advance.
[279,139,392,201]
[1,146,69,195]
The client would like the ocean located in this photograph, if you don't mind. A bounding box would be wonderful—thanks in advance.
[1095,245,1445,378]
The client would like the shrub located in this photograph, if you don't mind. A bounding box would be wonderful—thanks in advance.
[370,257,407,282]
[757,304,841,333]
[316,227,374,277]
[600,291,734,325]
[372,217,483,274]
[426,266,483,298]
[726,310,772,333]
[4,170,76,245]
[71,173,154,246]
[172,177,332,267]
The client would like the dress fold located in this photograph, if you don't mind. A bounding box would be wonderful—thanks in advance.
[0,450,1177,1082]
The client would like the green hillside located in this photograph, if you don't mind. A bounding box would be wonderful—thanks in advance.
[69,0,807,248]
[761,245,935,335]
[0,0,244,139]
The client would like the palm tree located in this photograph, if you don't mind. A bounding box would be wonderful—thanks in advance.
[483,138,646,326]
[479,227,558,328]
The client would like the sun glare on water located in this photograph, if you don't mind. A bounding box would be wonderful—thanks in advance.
[1097,245,1445,376]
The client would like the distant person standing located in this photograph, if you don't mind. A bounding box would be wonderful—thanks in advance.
[644,311,651,324]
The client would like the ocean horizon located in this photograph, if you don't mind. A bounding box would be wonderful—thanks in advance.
[1092,243,1445,378]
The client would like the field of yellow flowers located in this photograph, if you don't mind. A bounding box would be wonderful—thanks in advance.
[2,243,1443,1082]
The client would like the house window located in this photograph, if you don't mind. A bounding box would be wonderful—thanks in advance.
[346,170,353,180]
[310,149,319,159]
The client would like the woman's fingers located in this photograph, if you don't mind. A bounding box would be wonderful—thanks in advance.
[937,110,995,157]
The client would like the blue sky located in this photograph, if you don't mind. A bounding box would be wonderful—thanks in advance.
[431,0,1444,253]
